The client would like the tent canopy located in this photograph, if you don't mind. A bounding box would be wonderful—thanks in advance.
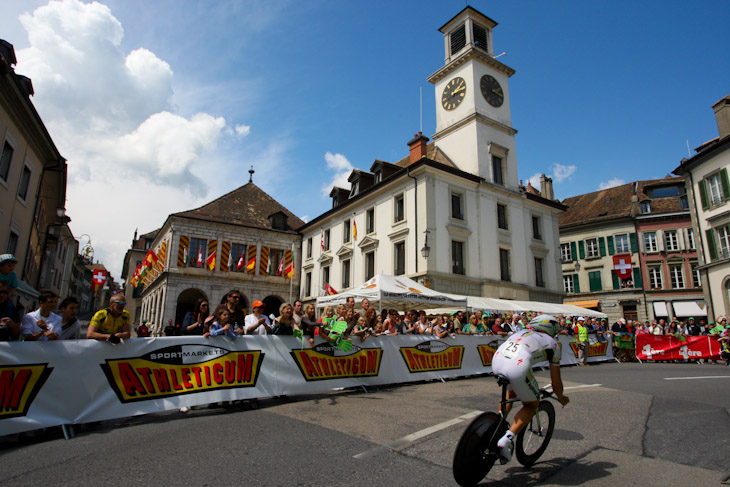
[316,274,467,311]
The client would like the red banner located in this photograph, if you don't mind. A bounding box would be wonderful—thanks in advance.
[635,334,722,361]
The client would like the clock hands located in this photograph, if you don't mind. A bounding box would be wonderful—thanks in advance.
[451,85,466,96]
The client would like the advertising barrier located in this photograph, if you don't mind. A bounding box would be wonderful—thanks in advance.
[0,334,613,436]
[635,334,722,361]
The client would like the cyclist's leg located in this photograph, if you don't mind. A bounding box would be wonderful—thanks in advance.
[498,388,517,416]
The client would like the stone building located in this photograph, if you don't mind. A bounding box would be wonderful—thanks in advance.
[136,181,303,332]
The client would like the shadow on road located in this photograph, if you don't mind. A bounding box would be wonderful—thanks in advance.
[479,457,616,486]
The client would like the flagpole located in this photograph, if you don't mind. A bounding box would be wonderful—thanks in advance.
[289,242,294,304]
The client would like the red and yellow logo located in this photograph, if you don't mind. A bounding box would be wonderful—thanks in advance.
[569,341,608,358]
[477,341,502,366]
[291,344,382,381]
[399,341,464,373]
[0,364,53,419]
[100,345,264,403]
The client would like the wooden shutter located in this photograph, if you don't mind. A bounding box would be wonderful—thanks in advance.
[698,179,709,210]
[578,241,585,259]
[607,236,615,255]
[570,241,577,261]
[633,267,643,289]
[177,235,189,267]
[629,232,639,253]
[612,272,620,290]
[599,237,607,256]
[207,239,217,271]
[259,246,269,275]
[247,245,258,274]
[573,274,580,293]
[721,168,730,201]
[706,229,718,261]
[220,241,231,272]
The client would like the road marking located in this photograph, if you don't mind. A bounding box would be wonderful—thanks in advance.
[353,410,484,460]
[664,375,730,381]
[563,384,602,390]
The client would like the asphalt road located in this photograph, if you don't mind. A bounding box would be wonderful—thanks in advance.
[1,362,729,486]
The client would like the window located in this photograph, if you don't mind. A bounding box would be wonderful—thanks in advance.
[647,186,681,198]
[17,165,31,201]
[452,240,465,275]
[686,228,695,249]
[269,248,285,275]
[269,213,288,230]
[343,220,351,243]
[588,270,602,292]
[586,238,599,258]
[305,272,312,296]
[708,173,724,206]
[497,204,508,230]
[492,156,504,185]
[648,266,663,289]
[644,232,657,253]
[366,208,375,234]
[306,238,312,259]
[560,243,572,262]
[231,243,247,271]
[640,200,651,214]
[669,264,684,289]
[349,181,359,198]
[394,242,405,275]
[499,248,510,281]
[664,230,679,251]
[342,259,351,288]
[365,251,375,280]
[6,231,18,255]
[615,234,630,253]
[450,24,466,55]
[394,194,405,223]
[691,262,701,288]
[718,225,730,259]
[324,229,330,251]
[472,23,488,51]
[189,238,207,268]
[0,141,13,182]
[451,193,464,220]
[679,195,689,209]
[535,258,544,287]
[563,275,575,293]
[322,266,330,288]
[532,216,542,240]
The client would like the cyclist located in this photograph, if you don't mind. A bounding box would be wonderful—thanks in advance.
[492,314,570,463]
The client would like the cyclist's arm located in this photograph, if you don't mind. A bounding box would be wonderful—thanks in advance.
[549,364,569,406]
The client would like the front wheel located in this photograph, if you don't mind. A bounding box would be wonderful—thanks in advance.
[515,400,555,466]
[453,412,505,487]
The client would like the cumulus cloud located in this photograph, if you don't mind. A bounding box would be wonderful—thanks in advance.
[598,178,626,190]
[551,163,576,183]
[321,152,353,197]
[13,0,236,278]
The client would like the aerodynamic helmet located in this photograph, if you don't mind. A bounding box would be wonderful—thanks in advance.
[528,314,560,337]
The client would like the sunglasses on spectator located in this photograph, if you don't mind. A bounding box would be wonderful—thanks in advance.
[114,301,127,306]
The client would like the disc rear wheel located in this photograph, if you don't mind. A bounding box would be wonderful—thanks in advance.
[453,412,504,486]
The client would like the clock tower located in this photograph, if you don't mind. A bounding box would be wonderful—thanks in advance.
[428,7,518,188]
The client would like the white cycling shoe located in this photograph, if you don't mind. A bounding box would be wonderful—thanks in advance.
[497,435,514,464]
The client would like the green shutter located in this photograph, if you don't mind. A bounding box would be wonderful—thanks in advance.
[578,241,585,259]
[629,233,639,252]
[699,179,709,209]
[589,271,602,292]
[633,267,643,289]
[599,237,607,256]
[607,236,615,255]
[721,168,730,201]
[570,241,577,261]
[706,229,718,261]
[612,272,620,290]
[573,274,580,293]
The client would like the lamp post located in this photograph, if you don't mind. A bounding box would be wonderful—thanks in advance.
[421,230,430,259]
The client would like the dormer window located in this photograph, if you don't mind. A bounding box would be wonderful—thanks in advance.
[374,171,382,184]
[640,200,651,214]
[349,181,359,198]
[449,24,466,56]
[268,212,288,231]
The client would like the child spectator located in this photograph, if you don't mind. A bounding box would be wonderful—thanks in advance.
[205,304,236,338]
[0,254,19,297]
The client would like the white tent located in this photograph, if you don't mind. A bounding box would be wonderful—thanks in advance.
[428,297,607,318]
[316,274,467,311]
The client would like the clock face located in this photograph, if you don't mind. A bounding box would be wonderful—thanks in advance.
[480,75,504,107]
[441,77,467,111]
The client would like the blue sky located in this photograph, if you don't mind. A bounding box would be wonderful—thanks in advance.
[2,0,729,280]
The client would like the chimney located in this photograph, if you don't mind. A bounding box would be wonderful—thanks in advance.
[713,95,730,139]
[407,132,429,164]
[539,173,554,200]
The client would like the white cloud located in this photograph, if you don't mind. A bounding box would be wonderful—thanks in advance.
[14,0,234,279]
[552,163,576,183]
[598,178,626,190]
[235,124,251,137]
[321,152,353,197]
[526,173,542,189]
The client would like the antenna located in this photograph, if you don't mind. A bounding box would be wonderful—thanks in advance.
[686,139,691,158]
[419,87,423,134]
[493,51,507,59]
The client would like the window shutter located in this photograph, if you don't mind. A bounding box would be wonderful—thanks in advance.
[699,179,709,209]
[607,236,615,255]
[629,232,638,253]
[570,241,577,261]
[573,274,580,293]
[677,230,685,250]
[639,232,646,253]
[578,241,585,259]
[220,241,231,271]
[656,231,664,252]
[612,272,620,290]
[633,267,643,288]
[599,237,607,256]
[177,235,189,267]
[721,168,730,201]
[706,229,718,261]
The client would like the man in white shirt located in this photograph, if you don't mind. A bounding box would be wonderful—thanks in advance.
[245,300,272,335]
[21,292,62,341]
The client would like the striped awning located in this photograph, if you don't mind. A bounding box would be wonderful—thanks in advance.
[565,300,600,309]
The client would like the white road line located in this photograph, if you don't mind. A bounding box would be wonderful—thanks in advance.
[664,376,730,381]
[563,384,603,390]
[353,410,484,460]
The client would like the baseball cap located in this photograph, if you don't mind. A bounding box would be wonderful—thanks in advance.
[578,316,585,322]
[252,300,265,308]
[0,254,18,265]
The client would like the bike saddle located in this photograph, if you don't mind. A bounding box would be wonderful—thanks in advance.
[495,374,509,386]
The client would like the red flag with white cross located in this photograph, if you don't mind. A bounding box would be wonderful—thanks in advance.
[92,269,107,291]
[613,254,632,279]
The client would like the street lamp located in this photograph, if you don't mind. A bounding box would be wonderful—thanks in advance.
[575,261,581,272]
[421,230,430,259]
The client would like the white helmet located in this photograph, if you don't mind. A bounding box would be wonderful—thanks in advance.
[528,314,560,337]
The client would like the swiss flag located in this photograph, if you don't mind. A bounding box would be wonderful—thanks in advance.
[613,254,633,279]
[92,269,107,290]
